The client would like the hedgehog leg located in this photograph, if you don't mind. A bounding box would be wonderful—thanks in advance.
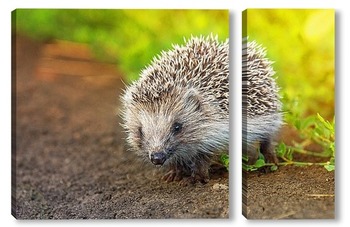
[244,141,260,165]
[260,138,278,164]
[179,157,211,186]
[195,157,211,184]
[179,170,209,186]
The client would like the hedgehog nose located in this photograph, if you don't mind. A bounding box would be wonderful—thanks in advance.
[150,152,166,165]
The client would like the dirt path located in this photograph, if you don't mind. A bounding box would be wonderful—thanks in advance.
[243,165,334,219]
[12,35,229,219]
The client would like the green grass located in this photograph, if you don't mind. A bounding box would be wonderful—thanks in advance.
[243,107,335,172]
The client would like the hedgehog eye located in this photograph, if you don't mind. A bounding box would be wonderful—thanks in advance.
[172,122,182,134]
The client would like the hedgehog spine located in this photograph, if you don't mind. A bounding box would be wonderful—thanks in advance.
[242,38,283,165]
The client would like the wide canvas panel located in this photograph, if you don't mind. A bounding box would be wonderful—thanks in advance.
[12,9,230,219]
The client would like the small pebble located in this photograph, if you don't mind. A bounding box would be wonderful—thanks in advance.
[212,183,229,190]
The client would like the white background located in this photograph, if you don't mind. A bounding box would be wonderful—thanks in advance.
[1,0,348,226]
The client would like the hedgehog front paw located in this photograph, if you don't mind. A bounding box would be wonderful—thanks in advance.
[162,169,210,186]
[260,139,279,164]
[162,168,183,182]
[162,162,211,185]
[178,173,210,186]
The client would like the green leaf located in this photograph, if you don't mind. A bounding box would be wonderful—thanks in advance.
[242,163,258,172]
[285,147,294,161]
[242,154,249,162]
[220,154,229,170]
[324,164,335,171]
[294,119,301,130]
[300,115,316,130]
[276,142,287,157]
[254,159,266,168]
[270,165,278,171]
[317,113,333,131]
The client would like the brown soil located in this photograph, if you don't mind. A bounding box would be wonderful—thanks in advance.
[243,165,334,219]
[12,35,229,219]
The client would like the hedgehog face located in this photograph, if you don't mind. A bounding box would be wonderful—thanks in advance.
[138,115,185,166]
[123,87,227,167]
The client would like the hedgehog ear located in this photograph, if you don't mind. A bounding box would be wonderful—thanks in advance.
[183,88,202,112]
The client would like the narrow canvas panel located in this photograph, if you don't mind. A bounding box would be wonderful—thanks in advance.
[242,9,335,219]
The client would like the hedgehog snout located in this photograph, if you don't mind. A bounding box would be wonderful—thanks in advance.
[150,147,175,165]
[150,152,167,165]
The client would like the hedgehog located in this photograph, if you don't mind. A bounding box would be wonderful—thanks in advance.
[242,38,283,165]
[121,35,229,185]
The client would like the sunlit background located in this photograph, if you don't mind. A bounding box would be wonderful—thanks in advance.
[244,9,334,120]
[14,9,229,83]
[14,9,335,119]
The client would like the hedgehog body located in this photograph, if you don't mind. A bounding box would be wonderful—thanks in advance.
[242,39,283,165]
[121,35,229,184]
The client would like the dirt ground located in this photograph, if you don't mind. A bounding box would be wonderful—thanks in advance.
[243,165,334,219]
[12,35,334,220]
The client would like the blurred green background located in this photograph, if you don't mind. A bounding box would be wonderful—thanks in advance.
[244,9,334,120]
[13,9,229,83]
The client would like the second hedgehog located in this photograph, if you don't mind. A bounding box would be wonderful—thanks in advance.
[121,35,229,185]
